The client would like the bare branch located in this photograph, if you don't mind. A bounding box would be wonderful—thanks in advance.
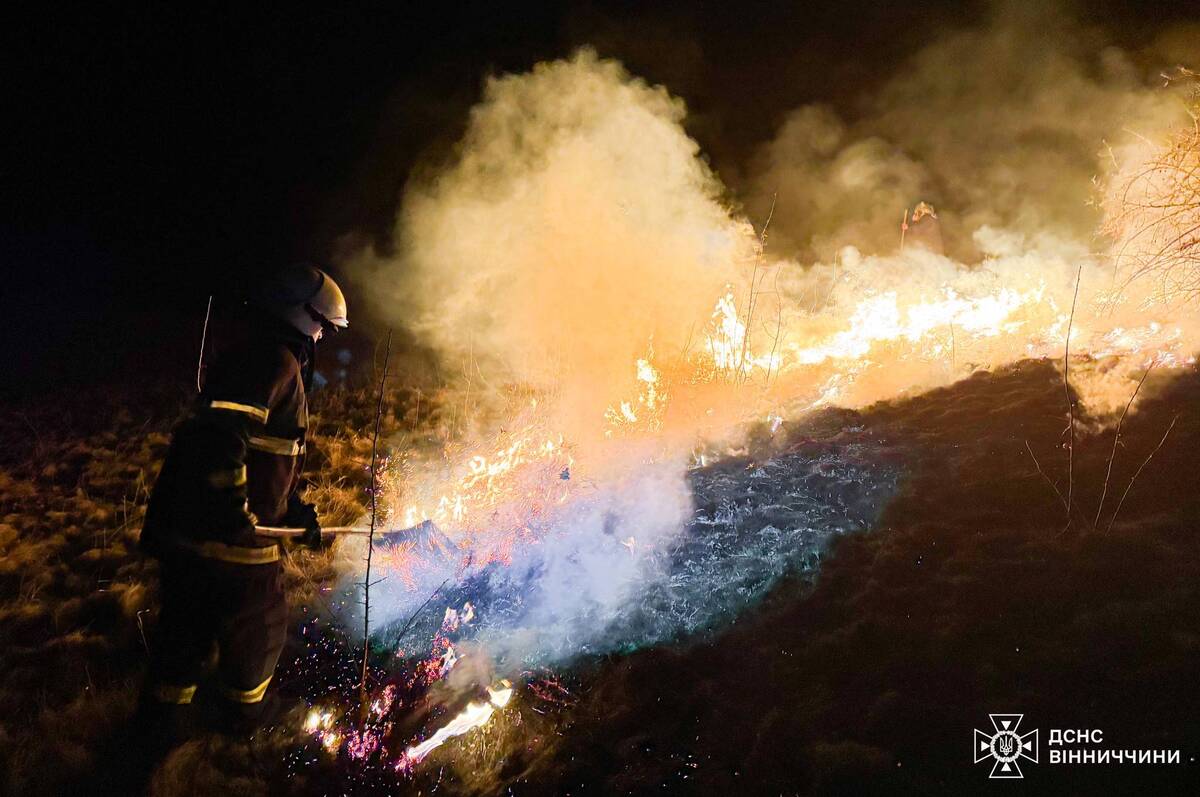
[1093,361,1155,528]
[1103,84,1200,305]
[1063,265,1082,530]
[1105,414,1179,534]
[360,328,392,720]
[737,192,776,385]
[196,295,213,393]
[1025,440,1071,515]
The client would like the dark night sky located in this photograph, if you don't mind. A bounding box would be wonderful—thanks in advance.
[4,0,1196,395]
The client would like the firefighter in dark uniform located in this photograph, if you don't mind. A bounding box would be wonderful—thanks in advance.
[139,265,348,733]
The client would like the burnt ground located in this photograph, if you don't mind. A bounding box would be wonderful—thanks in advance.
[507,358,1200,795]
[2,358,1199,795]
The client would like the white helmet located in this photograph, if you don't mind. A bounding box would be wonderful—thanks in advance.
[259,265,349,341]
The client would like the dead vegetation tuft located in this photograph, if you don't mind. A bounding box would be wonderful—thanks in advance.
[0,380,423,794]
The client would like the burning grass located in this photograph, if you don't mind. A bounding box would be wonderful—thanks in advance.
[1,355,1198,794]
[3,57,1199,797]
[5,226,1200,796]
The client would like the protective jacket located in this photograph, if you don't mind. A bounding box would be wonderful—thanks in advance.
[142,310,314,713]
[142,312,313,565]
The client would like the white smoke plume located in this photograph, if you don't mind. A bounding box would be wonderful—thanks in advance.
[347,50,755,445]
[338,7,1200,662]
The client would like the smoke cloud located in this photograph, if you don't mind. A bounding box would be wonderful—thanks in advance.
[741,3,1195,263]
[338,3,1200,665]
[347,50,755,443]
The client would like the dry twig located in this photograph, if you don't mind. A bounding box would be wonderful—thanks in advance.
[1094,361,1155,528]
[737,193,776,385]
[1025,440,1096,532]
[1105,414,1179,533]
[360,328,392,719]
[196,294,213,393]
[1102,75,1200,305]
[1062,265,1082,530]
[1025,439,1070,515]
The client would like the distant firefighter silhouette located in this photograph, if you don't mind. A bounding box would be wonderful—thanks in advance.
[902,201,944,254]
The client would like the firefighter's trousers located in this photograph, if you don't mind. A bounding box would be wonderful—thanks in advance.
[147,550,287,716]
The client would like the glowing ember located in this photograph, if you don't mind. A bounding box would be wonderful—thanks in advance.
[301,604,502,771]
[304,709,342,753]
[304,708,333,732]
[398,680,515,770]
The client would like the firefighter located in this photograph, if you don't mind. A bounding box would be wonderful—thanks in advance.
[903,201,944,255]
[139,264,348,735]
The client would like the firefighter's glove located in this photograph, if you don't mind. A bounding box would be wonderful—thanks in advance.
[286,499,323,549]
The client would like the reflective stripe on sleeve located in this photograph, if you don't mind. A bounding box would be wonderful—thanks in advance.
[247,435,304,456]
[179,539,281,565]
[221,675,273,704]
[207,465,247,489]
[209,400,269,424]
[154,683,198,704]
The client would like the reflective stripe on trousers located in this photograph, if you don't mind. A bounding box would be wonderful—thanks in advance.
[221,675,273,704]
[153,682,198,704]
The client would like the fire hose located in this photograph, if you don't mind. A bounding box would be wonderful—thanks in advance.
[256,525,372,538]
[255,521,438,545]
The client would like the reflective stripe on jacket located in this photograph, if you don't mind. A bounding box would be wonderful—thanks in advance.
[141,318,310,562]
